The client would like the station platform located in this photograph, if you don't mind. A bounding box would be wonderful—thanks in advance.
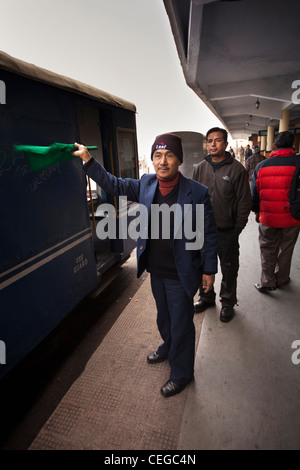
[26,214,300,450]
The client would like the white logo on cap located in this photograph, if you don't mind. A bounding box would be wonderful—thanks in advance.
[156,144,167,150]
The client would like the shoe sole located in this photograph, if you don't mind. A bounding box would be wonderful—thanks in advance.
[147,357,167,364]
[220,315,234,323]
[255,284,276,293]
[194,303,216,313]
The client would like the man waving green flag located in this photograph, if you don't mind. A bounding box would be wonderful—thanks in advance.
[14,142,98,172]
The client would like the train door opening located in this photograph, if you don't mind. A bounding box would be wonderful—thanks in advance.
[76,103,113,274]
[76,104,138,278]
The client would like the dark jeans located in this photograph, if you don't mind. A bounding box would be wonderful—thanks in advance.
[150,274,195,385]
[200,228,240,307]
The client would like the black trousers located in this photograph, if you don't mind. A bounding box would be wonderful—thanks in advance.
[150,274,195,385]
[200,228,240,307]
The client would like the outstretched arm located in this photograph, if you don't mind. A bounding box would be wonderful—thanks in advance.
[72,143,140,202]
[72,142,92,163]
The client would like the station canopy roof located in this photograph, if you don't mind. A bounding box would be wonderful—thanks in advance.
[0,50,136,113]
[163,0,300,140]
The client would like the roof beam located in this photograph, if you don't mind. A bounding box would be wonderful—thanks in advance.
[207,76,297,104]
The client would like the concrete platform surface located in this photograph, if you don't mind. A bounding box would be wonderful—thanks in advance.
[179,214,300,450]
[29,214,300,450]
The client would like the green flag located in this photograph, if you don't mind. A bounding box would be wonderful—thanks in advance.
[14,142,98,172]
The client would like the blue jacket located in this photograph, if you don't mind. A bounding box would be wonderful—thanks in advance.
[83,158,217,298]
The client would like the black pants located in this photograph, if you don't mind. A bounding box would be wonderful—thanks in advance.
[200,228,240,307]
[150,274,195,385]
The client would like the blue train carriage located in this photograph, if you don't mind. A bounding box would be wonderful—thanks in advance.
[0,51,139,379]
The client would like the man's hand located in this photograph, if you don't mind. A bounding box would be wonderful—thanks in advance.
[202,274,215,293]
[72,142,92,163]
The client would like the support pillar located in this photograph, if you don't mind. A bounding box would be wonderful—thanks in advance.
[260,135,266,154]
[279,109,290,133]
[266,125,275,153]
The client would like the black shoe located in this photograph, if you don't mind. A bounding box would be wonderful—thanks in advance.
[147,351,167,364]
[254,283,277,293]
[194,299,215,313]
[160,380,186,398]
[220,306,234,323]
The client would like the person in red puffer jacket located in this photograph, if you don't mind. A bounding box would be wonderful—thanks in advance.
[251,131,300,292]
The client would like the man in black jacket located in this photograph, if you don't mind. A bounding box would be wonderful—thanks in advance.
[193,127,251,322]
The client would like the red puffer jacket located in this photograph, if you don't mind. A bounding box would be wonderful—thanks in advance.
[251,148,300,228]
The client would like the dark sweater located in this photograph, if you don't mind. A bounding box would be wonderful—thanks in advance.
[146,184,179,279]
